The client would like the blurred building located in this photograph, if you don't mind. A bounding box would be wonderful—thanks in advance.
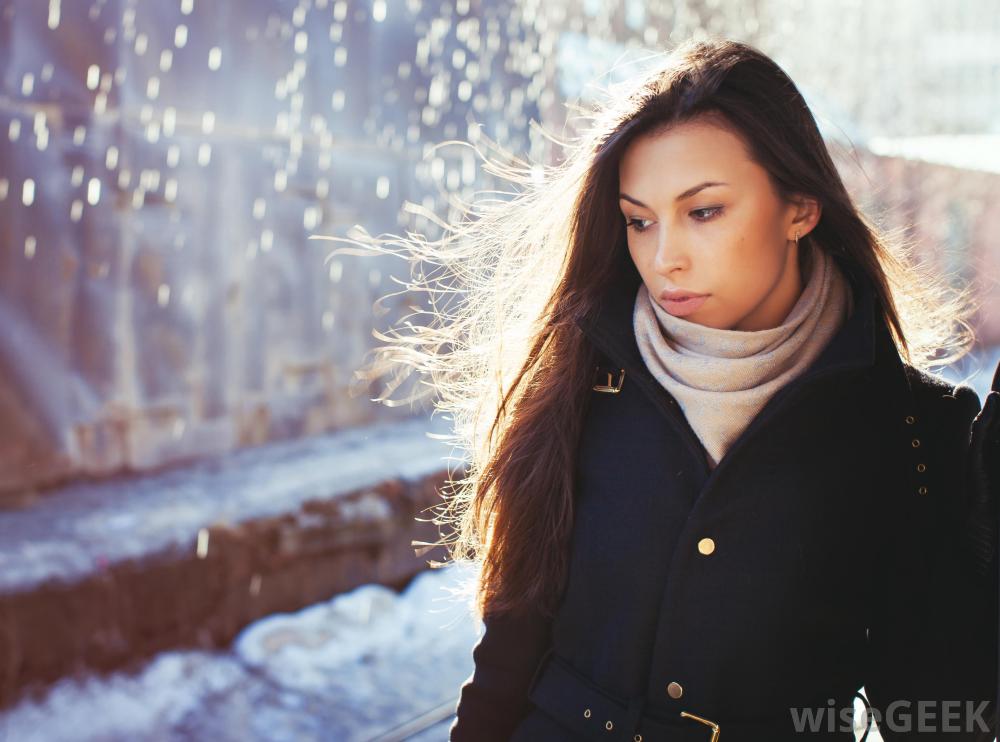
[0,0,997,500]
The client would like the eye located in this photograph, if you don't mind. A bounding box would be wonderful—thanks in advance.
[690,206,723,222]
[625,217,653,233]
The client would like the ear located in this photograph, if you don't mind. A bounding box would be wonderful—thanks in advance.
[787,194,821,240]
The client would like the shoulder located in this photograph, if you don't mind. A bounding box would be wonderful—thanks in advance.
[896,364,979,502]
[903,364,982,425]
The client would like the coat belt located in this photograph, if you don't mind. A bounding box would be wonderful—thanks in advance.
[526,650,861,741]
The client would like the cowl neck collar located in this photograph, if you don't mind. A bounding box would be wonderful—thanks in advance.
[630,247,854,469]
[575,249,887,390]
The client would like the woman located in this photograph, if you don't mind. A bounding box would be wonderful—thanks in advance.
[343,38,1000,740]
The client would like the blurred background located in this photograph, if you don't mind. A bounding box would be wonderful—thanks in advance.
[0,0,998,740]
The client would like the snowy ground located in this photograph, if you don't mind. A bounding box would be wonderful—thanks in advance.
[0,559,888,742]
[0,563,481,742]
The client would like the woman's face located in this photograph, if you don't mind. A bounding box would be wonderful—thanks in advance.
[618,118,821,331]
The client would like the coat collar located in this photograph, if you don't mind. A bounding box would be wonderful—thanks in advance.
[574,250,896,389]
[573,249,914,483]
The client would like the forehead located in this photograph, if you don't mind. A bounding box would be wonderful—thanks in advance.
[618,120,759,190]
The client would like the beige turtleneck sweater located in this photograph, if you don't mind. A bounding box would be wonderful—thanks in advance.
[632,247,854,471]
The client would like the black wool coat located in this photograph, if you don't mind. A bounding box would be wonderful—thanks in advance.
[449,253,998,742]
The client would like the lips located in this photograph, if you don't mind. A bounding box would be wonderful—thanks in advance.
[660,289,708,302]
[659,290,709,317]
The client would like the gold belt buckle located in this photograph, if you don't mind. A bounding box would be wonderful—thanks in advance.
[592,366,625,393]
[680,710,720,741]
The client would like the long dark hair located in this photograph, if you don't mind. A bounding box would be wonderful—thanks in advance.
[323,36,977,622]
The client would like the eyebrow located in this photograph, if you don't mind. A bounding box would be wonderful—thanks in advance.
[619,181,729,208]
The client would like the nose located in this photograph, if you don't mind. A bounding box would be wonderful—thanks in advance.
[652,230,689,275]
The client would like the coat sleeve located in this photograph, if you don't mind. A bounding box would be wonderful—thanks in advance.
[448,605,553,742]
[864,384,998,741]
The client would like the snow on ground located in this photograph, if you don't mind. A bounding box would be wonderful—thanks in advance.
[0,560,888,742]
[0,562,481,742]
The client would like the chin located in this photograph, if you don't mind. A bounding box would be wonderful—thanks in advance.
[695,311,738,331]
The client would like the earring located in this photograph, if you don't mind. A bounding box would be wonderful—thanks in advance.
[794,231,800,245]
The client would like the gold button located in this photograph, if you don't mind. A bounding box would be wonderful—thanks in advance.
[905,415,915,424]
[634,736,643,742]
[918,486,928,495]
[697,538,715,555]
[916,463,926,472]
[584,708,591,718]
[605,720,613,730]
[911,439,920,448]
[667,681,684,698]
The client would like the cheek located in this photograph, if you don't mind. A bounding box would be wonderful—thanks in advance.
[701,234,748,283]
[710,237,776,294]
[627,240,652,274]
[718,230,779,273]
